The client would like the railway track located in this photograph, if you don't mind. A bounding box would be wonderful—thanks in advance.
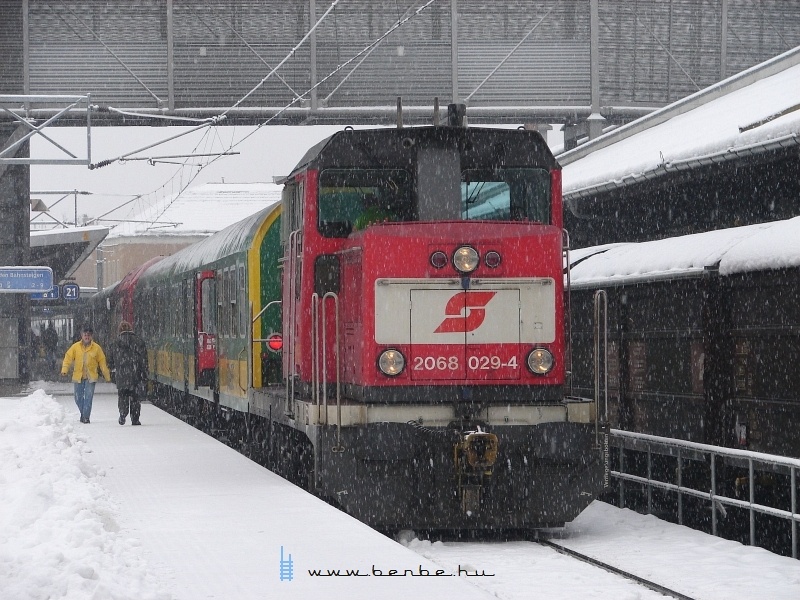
[539,539,696,600]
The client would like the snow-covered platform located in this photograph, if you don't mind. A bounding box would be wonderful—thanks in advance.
[2,383,800,600]
[0,383,492,600]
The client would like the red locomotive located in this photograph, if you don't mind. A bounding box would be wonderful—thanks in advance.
[92,110,604,532]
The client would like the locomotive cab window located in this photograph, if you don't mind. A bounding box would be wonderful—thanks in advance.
[461,168,551,223]
[318,168,412,237]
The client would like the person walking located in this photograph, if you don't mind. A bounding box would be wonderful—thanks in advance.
[61,324,111,423]
[42,322,59,373]
[108,320,148,426]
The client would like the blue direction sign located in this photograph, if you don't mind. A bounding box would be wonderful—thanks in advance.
[31,286,60,300]
[62,283,80,300]
[0,267,53,293]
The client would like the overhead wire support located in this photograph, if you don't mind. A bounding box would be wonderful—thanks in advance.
[88,117,225,169]
[118,151,241,164]
[100,0,437,232]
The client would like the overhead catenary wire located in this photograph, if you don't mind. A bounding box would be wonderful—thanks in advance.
[91,1,437,231]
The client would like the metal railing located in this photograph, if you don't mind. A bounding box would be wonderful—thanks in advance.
[610,429,800,559]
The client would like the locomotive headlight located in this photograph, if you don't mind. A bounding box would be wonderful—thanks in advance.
[378,349,406,376]
[453,246,479,273]
[527,348,554,375]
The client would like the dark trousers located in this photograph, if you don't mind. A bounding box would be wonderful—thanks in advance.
[118,388,141,422]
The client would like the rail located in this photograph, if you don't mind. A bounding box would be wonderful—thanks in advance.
[609,429,800,559]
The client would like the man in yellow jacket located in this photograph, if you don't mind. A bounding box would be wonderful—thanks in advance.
[61,324,112,423]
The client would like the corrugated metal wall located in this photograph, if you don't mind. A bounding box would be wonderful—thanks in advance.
[6,0,800,115]
[0,0,23,94]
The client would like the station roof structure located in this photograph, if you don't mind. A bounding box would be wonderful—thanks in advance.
[29,226,108,285]
[2,1,799,130]
[560,46,800,203]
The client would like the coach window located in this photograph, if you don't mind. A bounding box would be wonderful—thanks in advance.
[317,168,412,237]
[201,278,216,335]
[230,267,238,338]
[461,168,551,223]
[239,264,247,338]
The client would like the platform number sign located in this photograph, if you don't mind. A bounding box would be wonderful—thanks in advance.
[62,283,80,300]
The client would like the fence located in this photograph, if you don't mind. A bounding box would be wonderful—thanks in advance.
[609,429,800,559]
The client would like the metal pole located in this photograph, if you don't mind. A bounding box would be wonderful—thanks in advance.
[619,445,625,508]
[167,0,175,111]
[450,0,458,103]
[22,0,30,97]
[792,466,797,559]
[647,445,652,514]
[720,0,729,80]
[677,448,683,525]
[711,453,717,536]
[587,0,605,139]
[310,0,318,110]
[749,458,755,546]
[589,0,600,111]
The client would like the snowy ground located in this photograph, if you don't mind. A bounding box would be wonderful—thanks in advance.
[2,383,800,600]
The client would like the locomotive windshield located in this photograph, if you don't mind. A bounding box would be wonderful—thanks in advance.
[461,168,551,223]
[317,165,552,237]
[318,168,413,237]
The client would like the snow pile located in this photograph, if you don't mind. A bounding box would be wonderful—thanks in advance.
[0,389,173,600]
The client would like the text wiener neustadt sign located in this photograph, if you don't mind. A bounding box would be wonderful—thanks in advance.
[0,267,53,293]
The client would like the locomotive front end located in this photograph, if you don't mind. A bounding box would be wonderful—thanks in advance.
[279,124,604,531]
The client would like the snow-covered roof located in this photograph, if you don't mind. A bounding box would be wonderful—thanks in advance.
[560,46,800,199]
[144,202,280,278]
[570,216,800,288]
[107,182,283,239]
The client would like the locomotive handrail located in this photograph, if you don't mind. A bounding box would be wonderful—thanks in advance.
[285,229,301,417]
[593,289,608,444]
[609,429,800,559]
[563,229,573,393]
[252,300,282,329]
[322,291,344,452]
[311,293,321,414]
[237,346,247,392]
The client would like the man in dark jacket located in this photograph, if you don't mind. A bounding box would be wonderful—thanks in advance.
[42,322,59,373]
[108,321,149,426]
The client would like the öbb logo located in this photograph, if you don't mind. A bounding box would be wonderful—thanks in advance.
[434,291,497,333]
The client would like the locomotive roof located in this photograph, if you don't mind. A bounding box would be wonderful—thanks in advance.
[287,126,559,177]
[570,216,800,287]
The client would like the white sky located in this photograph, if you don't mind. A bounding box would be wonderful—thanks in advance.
[29,125,344,225]
[3,384,800,600]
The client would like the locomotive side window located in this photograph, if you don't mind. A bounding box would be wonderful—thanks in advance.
[318,168,412,237]
[461,168,551,223]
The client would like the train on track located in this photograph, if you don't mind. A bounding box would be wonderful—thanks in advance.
[568,219,800,460]
[88,110,606,532]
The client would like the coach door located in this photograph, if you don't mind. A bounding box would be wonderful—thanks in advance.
[182,277,193,390]
[195,270,217,387]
